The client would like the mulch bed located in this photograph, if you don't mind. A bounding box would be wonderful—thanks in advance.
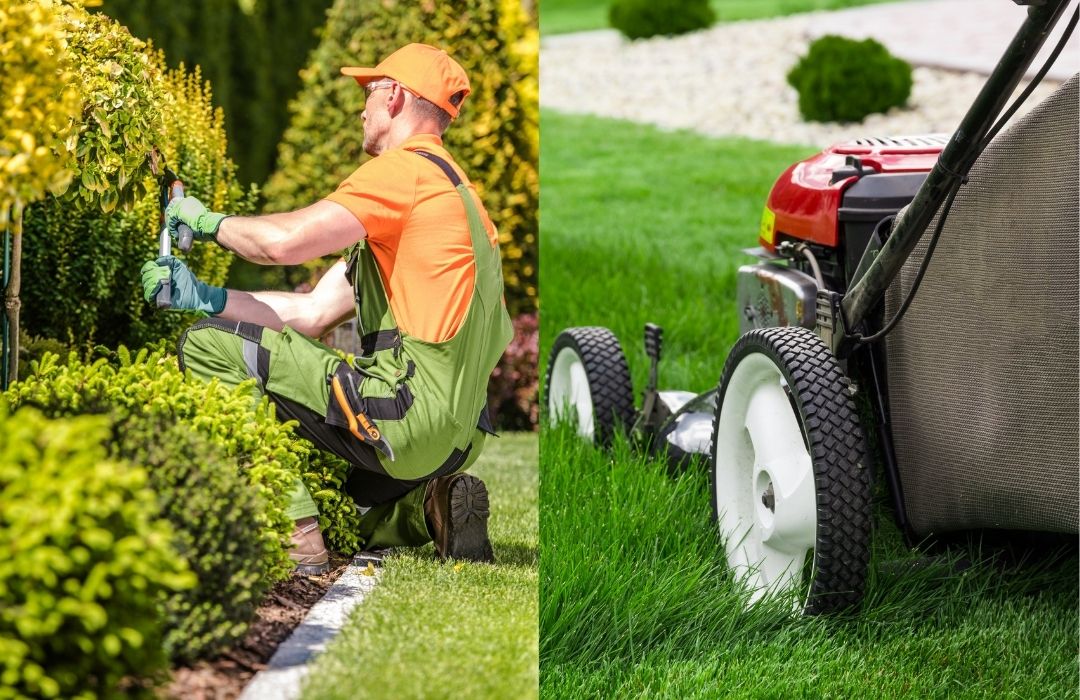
[164,553,352,700]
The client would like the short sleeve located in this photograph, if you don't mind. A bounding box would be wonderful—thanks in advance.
[324,153,417,244]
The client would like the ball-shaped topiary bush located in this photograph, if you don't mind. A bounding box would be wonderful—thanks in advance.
[787,35,913,123]
[0,406,192,699]
[609,0,715,40]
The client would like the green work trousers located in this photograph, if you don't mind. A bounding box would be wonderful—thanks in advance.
[177,317,432,549]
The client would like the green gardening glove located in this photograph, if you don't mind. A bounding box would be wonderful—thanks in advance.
[165,196,228,242]
[141,256,227,315]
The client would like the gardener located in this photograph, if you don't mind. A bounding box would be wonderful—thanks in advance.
[141,43,513,575]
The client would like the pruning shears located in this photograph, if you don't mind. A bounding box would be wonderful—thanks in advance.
[155,167,194,308]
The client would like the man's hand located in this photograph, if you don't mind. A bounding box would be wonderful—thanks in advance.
[165,196,228,243]
[141,256,227,315]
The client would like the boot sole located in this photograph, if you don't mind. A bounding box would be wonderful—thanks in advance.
[291,560,330,576]
[446,474,495,563]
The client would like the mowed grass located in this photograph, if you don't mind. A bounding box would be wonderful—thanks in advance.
[300,433,538,700]
[541,0,901,35]
[539,111,1079,697]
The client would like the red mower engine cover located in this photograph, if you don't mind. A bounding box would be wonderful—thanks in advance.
[758,135,948,253]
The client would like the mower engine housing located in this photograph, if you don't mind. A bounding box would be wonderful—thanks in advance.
[739,136,949,335]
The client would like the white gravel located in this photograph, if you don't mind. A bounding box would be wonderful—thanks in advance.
[540,11,1071,149]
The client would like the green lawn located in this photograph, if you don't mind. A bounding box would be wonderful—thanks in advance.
[539,111,1078,698]
[300,433,538,700]
[541,0,902,36]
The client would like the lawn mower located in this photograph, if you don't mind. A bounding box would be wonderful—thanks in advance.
[546,0,1078,615]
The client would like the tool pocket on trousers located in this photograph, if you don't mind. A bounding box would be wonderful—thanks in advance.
[325,361,407,461]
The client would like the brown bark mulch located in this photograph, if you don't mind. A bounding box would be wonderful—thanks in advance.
[163,553,352,700]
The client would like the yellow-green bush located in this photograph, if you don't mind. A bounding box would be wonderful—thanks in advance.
[0,406,191,699]
[263,0,538,314]
[19,5,253,349]
[0,0,80,228]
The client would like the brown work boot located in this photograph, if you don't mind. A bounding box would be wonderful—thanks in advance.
[290,516,329,575]
[424,473,494,563]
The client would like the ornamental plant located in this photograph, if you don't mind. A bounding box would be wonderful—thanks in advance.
[0,0,82,384]
[20,28,253,351]
[111,413,274,662]
[787,35,914,123]
[0,406,192,699]
[609,0,715,40]
[263,0,538,315]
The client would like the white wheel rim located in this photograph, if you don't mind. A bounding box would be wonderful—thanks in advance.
[714,352,817,605]
[548,346,595,441]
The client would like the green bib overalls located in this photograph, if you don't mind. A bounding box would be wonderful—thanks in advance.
[178,151,513,548]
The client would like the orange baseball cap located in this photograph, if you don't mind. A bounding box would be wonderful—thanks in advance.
[341,43,471,118]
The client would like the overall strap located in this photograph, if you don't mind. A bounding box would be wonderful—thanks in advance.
[412,151,502,299]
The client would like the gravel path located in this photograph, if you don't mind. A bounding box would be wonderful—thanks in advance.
[540,2,1076,148]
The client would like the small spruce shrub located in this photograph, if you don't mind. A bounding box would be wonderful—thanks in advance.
[787,35,913,123]
[609,0,715,40]
[111,413,273,662]
[0,406,192,699]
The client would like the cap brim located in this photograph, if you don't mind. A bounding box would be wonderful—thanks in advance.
[340,66,384,85]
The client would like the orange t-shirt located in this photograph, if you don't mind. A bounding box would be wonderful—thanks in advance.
[324,133,498,343]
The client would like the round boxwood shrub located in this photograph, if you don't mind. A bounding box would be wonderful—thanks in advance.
[0,406,192,699]
[787,35,913,123]
[609,0,715,40]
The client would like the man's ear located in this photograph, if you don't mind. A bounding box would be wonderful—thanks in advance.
[386,84,407,118]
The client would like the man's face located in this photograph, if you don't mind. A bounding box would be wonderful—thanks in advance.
[361,80,395,156]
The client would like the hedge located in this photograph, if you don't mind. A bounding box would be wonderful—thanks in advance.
[18,4,254,352]
[0,406,191,699]
[263,0,538,315]
[95,0,334,186]
[111,413,274,662]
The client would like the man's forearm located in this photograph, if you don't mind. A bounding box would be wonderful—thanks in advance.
[216,214,295,265]
[217,289,335,336]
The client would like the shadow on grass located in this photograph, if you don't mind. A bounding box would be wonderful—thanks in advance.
[495,541,539,567]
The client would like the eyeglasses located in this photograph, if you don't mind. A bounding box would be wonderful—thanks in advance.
[364,79,397,96]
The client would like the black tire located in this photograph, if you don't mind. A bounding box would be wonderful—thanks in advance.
[545,327,636,446]
[710,326,871,615]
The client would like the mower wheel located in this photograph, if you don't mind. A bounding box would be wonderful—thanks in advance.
[546,327,635,446]
[710,326,870,614]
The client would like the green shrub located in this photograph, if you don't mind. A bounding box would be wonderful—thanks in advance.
[7,343,372,561]
[0,406,192,699]
[5,347,298,584]
[263,0,538,315]
[787,35,913,123]
[19,5,253,350]
[609,0,715,40]
[111,413,273,662]
[95,0,334,186]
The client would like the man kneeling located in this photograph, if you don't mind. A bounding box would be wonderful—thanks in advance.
[141,44,513,573]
